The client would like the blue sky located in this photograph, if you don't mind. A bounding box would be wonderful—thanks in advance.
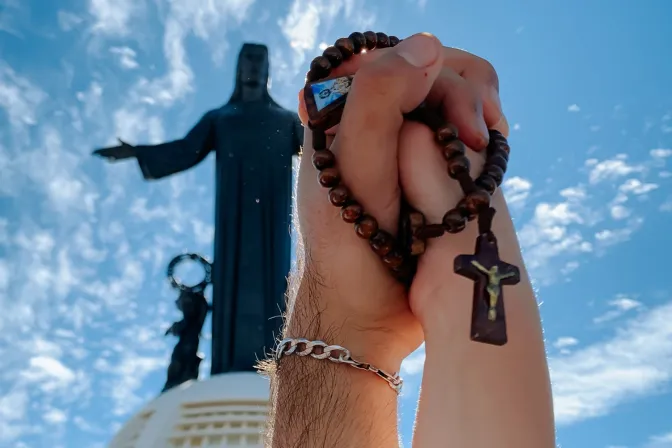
[1,0,671,447]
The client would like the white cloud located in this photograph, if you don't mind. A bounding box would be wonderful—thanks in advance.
[551,300,672,425]
[43,408,68,425]
[594,217,643,248]
[114,108,165,144]
[610,205,630,220]
[0,63,46,131]
[588,155,643,184]
[650,148,672,159]
[57,10,83,31]
[401,344,426,375]
[276,0,376,83]
[553,337,579,349]
[110,46,139,69]
[89,0,142,36]
[568,104,580,112]
[647,432,672,448]
[619,178,658,195]
[593,295,642,324]
[502,176,532,208]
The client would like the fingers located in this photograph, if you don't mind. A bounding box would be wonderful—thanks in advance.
[425,68,490,150]
[442,47,507,136]
[329,33,445,231]
[399,120,484,223]
[298,33,445,240]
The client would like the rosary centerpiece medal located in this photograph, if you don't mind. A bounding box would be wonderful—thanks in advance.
[304,76,354,131]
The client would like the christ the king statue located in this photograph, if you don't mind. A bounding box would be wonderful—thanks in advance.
[93,43,303,375]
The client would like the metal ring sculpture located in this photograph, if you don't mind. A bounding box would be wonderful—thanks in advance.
[166,253,212,292]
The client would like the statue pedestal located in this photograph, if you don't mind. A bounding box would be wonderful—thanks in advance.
[109,373,270,448]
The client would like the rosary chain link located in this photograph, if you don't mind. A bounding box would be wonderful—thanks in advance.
[276,338,403,394]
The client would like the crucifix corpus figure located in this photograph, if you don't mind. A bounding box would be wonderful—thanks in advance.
[93,43,303,375]
[454,231,520,346]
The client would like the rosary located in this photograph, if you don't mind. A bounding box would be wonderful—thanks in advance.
[303,31,521,347]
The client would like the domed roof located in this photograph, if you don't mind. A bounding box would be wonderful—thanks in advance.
[109,372,270,448]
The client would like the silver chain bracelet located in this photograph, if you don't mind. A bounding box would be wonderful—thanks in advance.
[275,338,403,394]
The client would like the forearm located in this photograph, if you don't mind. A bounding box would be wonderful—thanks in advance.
[412,191,555,448]
[266,272,401,448]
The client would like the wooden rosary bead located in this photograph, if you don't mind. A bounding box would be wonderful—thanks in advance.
[335,37,355,60]
[456,198,477,221]
[408,210,426,255]
[489,130,510,155]
[322,46,343,68]
[369,230,395,256]
[442,208,467,234]
[389,35,400,46]
[341,202,363,223]
[447,154,471,178]
[497,141,511,155]
[306,70,320,82]
[475,175,497,195]
[328,185,350,206]
[488,153,508,171]
[349,32,367,54]
[483,164,504,185]
[375,32,390,48]
[355,215,379,239]
[312,149,334,170]
[382,250,404,269]
[442,139,466,160]
[363,31,377,50]
[436,124,459,144]
[318,167,340,188]
[309,56,332,81]
[464,189,491,215]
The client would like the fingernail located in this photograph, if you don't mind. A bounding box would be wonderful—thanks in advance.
[395,33,440,68]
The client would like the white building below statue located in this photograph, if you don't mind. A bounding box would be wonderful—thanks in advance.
[109,372,270,448]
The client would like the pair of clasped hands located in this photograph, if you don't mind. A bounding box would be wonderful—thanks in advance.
[288,33,554,447]
[295,32,509,366]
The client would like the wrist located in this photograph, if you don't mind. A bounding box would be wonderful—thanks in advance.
[284,286,407,375]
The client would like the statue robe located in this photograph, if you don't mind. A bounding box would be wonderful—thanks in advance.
[135,101,303,374]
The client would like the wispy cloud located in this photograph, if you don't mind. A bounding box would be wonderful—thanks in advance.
[568,104,580,112]
[551,299,672,425]
[593,295,642,324]
[110,46,139,69]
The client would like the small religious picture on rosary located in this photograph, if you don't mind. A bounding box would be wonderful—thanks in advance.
[311,76,352,111]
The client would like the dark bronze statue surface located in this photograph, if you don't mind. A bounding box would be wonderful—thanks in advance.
[163,288,210,391]
[94,43,303,374]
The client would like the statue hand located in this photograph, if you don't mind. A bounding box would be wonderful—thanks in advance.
[92,138,137,161]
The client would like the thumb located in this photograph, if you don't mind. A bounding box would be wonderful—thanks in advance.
[324,33,444,232]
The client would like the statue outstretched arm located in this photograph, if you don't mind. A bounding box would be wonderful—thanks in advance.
[92,110,218,180]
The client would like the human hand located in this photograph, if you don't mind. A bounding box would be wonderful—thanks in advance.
[92,138,136,161]
[295,35,512,372]
[294,33,450,372]
[396,50,513,331]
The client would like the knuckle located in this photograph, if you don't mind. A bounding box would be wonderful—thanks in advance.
[476,57,500,90]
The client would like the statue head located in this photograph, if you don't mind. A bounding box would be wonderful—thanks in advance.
[231,43,270,103]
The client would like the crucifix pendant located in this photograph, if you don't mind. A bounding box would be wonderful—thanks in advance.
[304,76,354,131]
[454,232,520,346]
